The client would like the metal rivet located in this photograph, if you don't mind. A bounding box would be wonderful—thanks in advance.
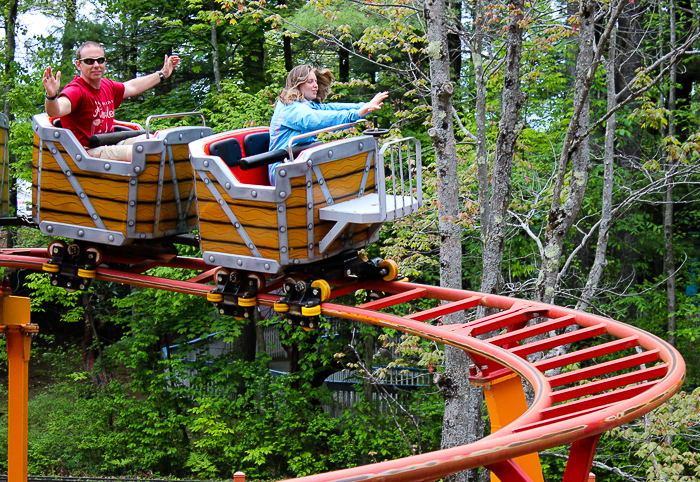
[360,189,364,195]
[203,160,209,168]
[104,163,110,170]
[235,222,241,229]
[130,179,136,185]
[141,233,146,238]
[218,199,224,205]
[327,198,332,204]
[237,259,243,266]
[129,200,135,206]
[327,150,333,158]
[77,230,84,237]
[280,226,286,233]
[79,192,85,198]
[320,179,325,185]
[264,263,270,270]
[66,170,72,177]
[158,181,163,186]
[280,170,286,177]
[108,235,114,241]
[307,203,313,210]
[225,182,231,189]
[179,133,183,140]
[248,243,254,249]
[51,148,57,154]
[308,223,313,230]
[53,131,60,138]
[359,142,363,150]
[294,259,300,264]
[128,220,135,226]
[308,243,314,249]
[76,155,82,161]
[92,214,98,220]
[307,181,312,188]
[134,166,141,173]
[279,191,286,198]
[204,178,210,184]
[209,255,215,262]
[136,146,143,153]
[47,225,53,233]
[365,166,370,172]
[307,160,312,167]
[281,247,287,253]
[163,139,168,145]
[278,206,284,212]
[251,190,257,198]
[201,131,205,137]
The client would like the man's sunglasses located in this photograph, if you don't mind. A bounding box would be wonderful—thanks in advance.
[79,57,106,65]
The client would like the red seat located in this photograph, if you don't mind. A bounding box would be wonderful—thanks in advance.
[204,126,270,186]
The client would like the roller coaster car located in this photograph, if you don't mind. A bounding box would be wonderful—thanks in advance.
[32,112,213,246]
[188,122,422,279]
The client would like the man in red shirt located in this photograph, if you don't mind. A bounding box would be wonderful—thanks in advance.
[42,41,180,161]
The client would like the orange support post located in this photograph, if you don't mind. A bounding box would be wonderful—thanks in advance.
[481,373,544,482]
[1,284,35,482]
[233,472,245,482]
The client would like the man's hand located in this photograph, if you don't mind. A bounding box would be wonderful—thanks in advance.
[358,91,389,117]
[42,66,61,98]
[160,55,181,78]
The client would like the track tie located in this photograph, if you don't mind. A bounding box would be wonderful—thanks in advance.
[485,314,576,346]
[358,288,426,310]
[405,296,481,321]
[509,323,607,358]
[533,335,640,372]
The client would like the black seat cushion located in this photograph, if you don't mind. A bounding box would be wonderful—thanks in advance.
[209,138,243,168]
[52,118,62,128]
[243,131,270,157]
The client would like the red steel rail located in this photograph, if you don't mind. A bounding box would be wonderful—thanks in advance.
[0,250,686,482]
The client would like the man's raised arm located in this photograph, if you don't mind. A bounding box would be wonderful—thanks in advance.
[42,66,72,117]
[123,55,180,98]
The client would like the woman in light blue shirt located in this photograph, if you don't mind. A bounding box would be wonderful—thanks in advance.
[268,64,387,185]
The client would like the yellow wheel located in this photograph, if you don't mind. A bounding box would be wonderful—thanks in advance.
[311,279,331,302]
[77,268,96,279]
[238,297,257,307]
[379,259,399,281]
[47,240,66,257]
[301,305,321,317]
[207,292,224,303]
[42,262,60,273]
[274,301,290,313]
[398,277,409,283]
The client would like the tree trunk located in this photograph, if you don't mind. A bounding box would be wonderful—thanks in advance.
[577,24,618,312]
[536,0,596,304]
[471,0,489,247]
[3,0,17,118]
[478,0,525,298]
[339,42,350,82]
[60,0,78,89]
[211,18,222,93]
[664,0,677,346]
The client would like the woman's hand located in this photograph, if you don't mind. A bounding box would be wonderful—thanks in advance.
[358,91,389,117]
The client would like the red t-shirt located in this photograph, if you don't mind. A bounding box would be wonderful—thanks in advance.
[59,76,126,147]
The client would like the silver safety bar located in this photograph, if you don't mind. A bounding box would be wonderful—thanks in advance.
[145,112,206,138]
[286,119,370,162]
[378,137,423,217]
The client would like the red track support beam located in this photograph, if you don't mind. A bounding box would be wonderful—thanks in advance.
[563,434,601,482]
[485,459,534,482]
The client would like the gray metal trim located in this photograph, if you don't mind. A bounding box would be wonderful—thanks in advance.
[157,125,213,145]
[166,145,184,226]
[191,155,280,203]
[0,113,8,129]
[306,170,315,257]
[126,176,138,237]
[33,114,164,177]
[45,141,106,230]
[34,140,42,223]
[39,221,126,245]
[312,164,334,206]
[359,150,374,197]
[183,186,195,230]
[153,150,167,236]
[202,251,281,274]
[198,171,262,258]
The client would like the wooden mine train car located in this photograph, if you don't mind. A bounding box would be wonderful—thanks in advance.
[31,113,213,245]
[188,124,422,276]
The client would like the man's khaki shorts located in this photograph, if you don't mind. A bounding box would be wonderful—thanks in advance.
[86,134,147,160]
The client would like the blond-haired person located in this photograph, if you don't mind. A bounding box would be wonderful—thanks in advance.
[268,64,387,184]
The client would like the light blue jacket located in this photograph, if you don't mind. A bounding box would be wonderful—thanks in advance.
[268,99,366,151]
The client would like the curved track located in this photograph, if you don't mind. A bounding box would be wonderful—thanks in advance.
[0,249,686,482]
